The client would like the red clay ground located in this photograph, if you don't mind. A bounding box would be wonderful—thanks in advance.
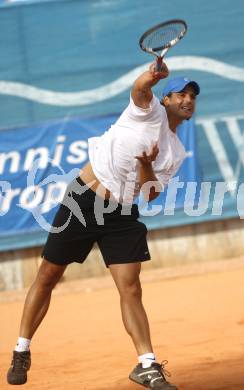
[1,257,244,390]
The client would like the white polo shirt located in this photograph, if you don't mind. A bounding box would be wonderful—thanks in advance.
[88,94,187,204]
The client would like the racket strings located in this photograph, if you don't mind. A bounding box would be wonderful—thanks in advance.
[143,24,185,51]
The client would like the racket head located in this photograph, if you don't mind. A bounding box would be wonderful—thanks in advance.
[139,19,187,57]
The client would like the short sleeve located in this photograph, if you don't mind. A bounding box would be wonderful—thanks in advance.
[127,94,161,121]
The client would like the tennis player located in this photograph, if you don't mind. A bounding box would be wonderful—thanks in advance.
[7,61,200,390]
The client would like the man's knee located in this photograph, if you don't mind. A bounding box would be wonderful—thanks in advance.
[120,279,142,300]
[35,260,65,290]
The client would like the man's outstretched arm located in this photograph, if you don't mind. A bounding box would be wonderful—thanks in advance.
[131,62,169,109]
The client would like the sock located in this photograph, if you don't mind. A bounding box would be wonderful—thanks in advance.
[138,352,156,368]
[14,337,31,352]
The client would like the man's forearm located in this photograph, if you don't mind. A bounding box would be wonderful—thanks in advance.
[131,63,169,109]
[138,163,162,201]
[134,71,162,93]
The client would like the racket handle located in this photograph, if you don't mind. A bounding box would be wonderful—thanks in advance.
[156,57,163,72]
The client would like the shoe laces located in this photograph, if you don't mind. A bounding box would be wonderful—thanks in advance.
[12,351,29,370]
[157,360,171,378]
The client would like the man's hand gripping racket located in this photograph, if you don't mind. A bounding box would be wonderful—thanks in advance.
[139,19,187,72]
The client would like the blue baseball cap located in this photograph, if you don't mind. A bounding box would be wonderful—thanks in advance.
[162,76,200,98]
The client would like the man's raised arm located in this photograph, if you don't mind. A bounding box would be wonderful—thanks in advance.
[131,62,169,109]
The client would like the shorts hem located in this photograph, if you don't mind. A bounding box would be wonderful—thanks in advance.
[41,254,85,266]
[105,257,151,268]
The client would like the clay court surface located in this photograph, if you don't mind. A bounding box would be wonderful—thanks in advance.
[1,257,244,390]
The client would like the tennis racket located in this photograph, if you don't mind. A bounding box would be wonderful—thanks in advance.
[139,19,187,71]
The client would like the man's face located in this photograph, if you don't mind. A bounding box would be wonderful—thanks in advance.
[163,85,197,120]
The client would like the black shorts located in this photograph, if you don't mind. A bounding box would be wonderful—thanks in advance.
[42,177,151,267]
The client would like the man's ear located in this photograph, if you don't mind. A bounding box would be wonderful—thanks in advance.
[162,96,169,107]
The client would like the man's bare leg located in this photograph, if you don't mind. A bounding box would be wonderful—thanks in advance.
[7,259,66,385]
[109,262,153,355]
[109,262,178,390]
[19,259,66,339]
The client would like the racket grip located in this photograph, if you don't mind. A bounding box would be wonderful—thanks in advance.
[156,57,163,72]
